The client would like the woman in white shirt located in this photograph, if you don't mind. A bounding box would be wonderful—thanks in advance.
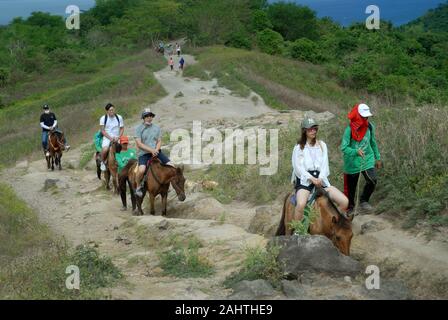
[291,117,348,222]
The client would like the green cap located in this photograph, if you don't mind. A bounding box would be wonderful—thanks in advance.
[301,117,319,129]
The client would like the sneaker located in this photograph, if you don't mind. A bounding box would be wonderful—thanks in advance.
[45,151,50,157]
[65,145,71,151]
[135,187,143,198]
[360,202,374,213]
[100,162,106,171]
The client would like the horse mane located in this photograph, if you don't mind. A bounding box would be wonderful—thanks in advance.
[315,187,351,229]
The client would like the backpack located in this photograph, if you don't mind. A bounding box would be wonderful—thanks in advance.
[103,114,121,128]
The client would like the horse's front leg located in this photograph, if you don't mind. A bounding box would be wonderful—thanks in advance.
[161,192,168,217]
[112,173,119,195]
[285,202,294,236]
[149,194,156,216]
[104,170,111,190]
[128,180,137,212]
[58,153,62,170]
[51,156,55,171]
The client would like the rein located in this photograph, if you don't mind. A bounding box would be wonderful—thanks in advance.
[49,132,64,151]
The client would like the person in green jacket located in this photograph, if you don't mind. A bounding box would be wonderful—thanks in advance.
[341,104,382,214]
[115,136,137,174]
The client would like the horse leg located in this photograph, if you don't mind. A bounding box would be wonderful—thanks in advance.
[149,194,156,216]
[104,170,111,190]
[161,192,168,217]
[119,177,127,210]
[58,153,62,170]
[128,180,137,212]
[51,156,55,171]
[285,201,294,236]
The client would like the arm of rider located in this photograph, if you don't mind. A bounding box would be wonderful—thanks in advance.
[51,120,58,130]
[40,122,50,130]
[100,126,113,141]
[136,138,156,155]
[292,145,314,184]
[316,141,328,187]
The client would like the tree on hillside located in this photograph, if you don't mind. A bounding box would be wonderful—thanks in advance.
[267,2,319,41]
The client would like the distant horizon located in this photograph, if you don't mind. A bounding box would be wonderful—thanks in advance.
[0,0,95,25]
[0,0,445,26]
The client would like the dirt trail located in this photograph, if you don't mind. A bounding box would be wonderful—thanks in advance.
[3,49,447,299]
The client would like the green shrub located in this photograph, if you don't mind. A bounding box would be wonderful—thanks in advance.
[289,38,323,63]
[256,29,284,55]
[158,236,214,278]
[223,245,283,289]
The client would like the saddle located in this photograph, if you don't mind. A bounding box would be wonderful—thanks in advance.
[290,190,317,207]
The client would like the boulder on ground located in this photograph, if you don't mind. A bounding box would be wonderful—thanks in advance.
[270,235,361,278]
[248,206,281,237]
[228,280,276,300]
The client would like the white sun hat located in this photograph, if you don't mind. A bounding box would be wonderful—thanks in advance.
[358,103,373,117]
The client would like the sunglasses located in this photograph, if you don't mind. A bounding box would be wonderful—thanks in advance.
[307,126,319,132]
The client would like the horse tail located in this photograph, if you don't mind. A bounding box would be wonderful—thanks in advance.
[95,153,102,180]
[275,193,291,236]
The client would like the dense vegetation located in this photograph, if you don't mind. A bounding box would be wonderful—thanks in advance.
[406,1,448,32]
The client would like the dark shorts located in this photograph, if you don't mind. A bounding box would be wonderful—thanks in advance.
[294,170,320,192]
[138,150,170,166]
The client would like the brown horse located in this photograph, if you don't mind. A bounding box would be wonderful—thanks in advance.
[276,187,354,256]
[46,130,65,171]
[102,141,121,194]
[121,158,186,216]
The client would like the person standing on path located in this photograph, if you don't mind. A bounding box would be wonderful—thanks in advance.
[169,57,174,71]
[341,103,382,215]
[179,57,185,70]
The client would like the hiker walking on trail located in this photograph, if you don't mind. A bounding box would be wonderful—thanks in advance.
[176,43,181,57]
[40,104,70,157]
[99,103,124,171]
[291,117,348,222]
[134,108,175,198]
[341,103,382,215]
[169,57,174,71]
[179,57,185,70]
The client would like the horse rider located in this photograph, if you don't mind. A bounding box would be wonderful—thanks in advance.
[134,108,175,198]
[40,104,70,157]
[292,117,349,222]
[341,103,382,215]
[115,135,137,174]
[99,103,124,171]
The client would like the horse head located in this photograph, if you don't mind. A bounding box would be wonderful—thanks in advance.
[315,187,353,256]
[170,165,186,202]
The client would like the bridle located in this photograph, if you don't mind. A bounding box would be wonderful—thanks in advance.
[148,160,184,197]
[49,131,65,152]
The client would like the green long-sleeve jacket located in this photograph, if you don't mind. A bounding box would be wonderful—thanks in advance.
[340,123,381,174]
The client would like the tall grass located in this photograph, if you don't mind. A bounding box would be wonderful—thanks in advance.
[0,183,122,299]
[184,46,360,112]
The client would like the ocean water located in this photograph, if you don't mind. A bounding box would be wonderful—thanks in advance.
[271,0,445,26]
[0,0,95,25]
[0,0,445,26]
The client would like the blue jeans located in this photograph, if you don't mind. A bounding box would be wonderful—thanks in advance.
[42,131,49,150]
[138,150,170,166]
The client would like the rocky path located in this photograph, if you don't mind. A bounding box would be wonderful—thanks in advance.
[2,48,447,300]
